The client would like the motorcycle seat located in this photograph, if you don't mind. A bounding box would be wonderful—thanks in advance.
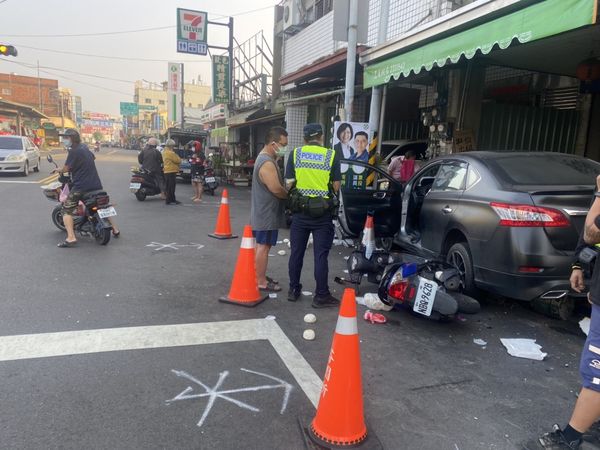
[84,190,107,198]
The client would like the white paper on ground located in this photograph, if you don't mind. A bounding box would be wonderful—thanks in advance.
[473,338,487,346]
[268,293,278,299]
[301,291,313,296]
[500,338,547,361]
[580,317,591,336]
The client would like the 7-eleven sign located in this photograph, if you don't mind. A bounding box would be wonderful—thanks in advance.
[177,8,207,46]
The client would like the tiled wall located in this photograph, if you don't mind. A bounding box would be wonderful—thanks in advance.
[284,104,309,167]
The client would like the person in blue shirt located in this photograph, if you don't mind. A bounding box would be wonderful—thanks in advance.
[53,129,119,247]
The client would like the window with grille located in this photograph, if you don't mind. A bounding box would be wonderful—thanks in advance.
[315,0,333,21]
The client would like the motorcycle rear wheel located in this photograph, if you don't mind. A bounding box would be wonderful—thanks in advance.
[135,190,146,201]
[95,227,111,245]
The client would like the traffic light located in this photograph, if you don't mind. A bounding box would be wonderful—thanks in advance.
[0,45,17,57]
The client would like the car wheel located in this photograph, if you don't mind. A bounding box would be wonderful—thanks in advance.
[22,161,29,177]
[33,158,40,172]
[446,242,477,295]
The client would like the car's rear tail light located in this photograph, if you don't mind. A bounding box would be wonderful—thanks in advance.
[490,202,569,227]
[518,266,545,273]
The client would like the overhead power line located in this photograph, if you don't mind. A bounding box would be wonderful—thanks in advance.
[0,5,275,38]
[5,60,136,84]
[12,44,213,63]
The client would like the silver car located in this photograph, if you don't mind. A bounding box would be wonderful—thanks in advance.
[0,135,41,176]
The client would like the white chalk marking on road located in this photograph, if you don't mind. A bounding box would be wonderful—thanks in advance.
[146,242,205,251]
[0,180,42,184]
[0,319,322,407]
[166,368,293,427]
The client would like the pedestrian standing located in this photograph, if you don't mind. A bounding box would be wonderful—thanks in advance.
[538,174,600,449]
[251,126,289,293]
[190,140,205,203]
[285,123,342,308]
[162,139,181,205]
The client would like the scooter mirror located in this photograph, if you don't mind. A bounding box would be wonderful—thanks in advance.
[46,155,54,163]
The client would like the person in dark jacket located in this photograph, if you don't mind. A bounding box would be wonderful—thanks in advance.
[539,175,600,449]
[138,137,165,199]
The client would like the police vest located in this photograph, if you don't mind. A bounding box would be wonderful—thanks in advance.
[293,145,335,197]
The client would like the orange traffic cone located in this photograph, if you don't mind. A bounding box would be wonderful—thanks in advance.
[361,213,376,260]
[208,189,238,239]
[309,288,368,447]
[219,225,268,307]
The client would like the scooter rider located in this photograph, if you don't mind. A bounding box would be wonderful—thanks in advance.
[138,137,165,199]
[53,128,119,247]
[285,123,342,308]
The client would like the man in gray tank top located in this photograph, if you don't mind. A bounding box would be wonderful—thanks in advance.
[251,126,289,292]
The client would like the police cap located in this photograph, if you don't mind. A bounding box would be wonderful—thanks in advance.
[303,123,323,139]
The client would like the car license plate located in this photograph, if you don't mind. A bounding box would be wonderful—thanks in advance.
[182,168,191,174]
[205,176,216,183]
[98,206,117,219]
[412,276,437,316]
[129,182,141,190]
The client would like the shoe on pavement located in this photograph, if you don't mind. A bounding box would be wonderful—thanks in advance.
[538,425,582,449]
[287,284,302,302]
[312,294,340,309]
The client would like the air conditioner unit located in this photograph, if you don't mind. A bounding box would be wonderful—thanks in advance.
[282,0,306,33]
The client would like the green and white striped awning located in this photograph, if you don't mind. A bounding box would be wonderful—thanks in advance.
[364,0,597,88]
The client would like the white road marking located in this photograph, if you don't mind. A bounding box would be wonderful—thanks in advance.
[0,180,42,184]
[166,368,293,427]
[0,319,322,407]
[146,242,205,251]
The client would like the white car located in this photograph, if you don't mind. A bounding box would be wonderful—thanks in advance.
[0,135,41,176]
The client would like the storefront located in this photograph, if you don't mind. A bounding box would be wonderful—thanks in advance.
[361,0,599,159]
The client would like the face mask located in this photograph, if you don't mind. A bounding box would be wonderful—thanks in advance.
[62,138,72,148]
[275,144,287,157]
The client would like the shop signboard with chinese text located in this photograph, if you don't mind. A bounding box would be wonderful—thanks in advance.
[176,8,208,55]
[212,55,230,104]
[168,62,183,123]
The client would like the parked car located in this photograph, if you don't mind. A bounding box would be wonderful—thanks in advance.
[337,152,600,304]
[0,135,41,176]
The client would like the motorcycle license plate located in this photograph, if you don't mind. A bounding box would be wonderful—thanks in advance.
[182,168,191,174]
[205,177,216,183]
[412,276,438,316]
[98,206,117,219]
[129,182,141,190]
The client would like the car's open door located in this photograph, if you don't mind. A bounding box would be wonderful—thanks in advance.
[337,159,402,239]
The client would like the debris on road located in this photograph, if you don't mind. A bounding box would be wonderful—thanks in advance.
[302,291,313,296]
[269,293,278,299]
[277,250,286,256]
[303,329,316,340]
[473,338,487,346]
[580,317,591,336]
[500,338,547,361]
[356,293,393,311]
[364,310,387,324]
[265,315,276,320]
[304,313,317,324]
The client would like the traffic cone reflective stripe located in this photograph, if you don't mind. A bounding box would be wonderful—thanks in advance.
[219,225,267,307]
[309,288,368,447]
[208,189,237,239]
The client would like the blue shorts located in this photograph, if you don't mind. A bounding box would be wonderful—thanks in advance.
[253,229,278,246]
[580,304,600,392]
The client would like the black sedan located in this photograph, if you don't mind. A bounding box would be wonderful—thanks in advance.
[337,152,600,303]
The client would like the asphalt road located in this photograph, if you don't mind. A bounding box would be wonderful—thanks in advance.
[0,148,598,449]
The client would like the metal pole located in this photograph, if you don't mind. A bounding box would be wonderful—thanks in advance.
[376,85,387,155]
[37,60,42,111]
[228,16,234,110]
[60,92,64,131]
[343,0,358,122]
[180,64,185,129]
[368,0,390,137]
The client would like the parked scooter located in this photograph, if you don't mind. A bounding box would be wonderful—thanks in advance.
[42,155,115,245]
[202,158,219,195]
[94,142,100,153]
[129,167,162,201]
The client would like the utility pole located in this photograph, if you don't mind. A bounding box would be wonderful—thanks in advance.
[37,60,42,112]
[180,64,185,130]
[368,0,390,151]
[343,0,358,122]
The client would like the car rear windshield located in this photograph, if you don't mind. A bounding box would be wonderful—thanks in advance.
[0,137,23,150]
[488,154,600,186]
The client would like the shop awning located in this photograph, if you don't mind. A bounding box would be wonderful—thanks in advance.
[226,107,261,127]
[0,99,48,119]
[228,112,285,129]
[45,116,77,129]
[363,0,597,88]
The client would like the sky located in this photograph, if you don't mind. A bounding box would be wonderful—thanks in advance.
[0,0,278,115]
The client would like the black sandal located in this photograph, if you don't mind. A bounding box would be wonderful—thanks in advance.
[57,240,77,248]
[266,276,279,285]
[112,230,121,238]
[259,281,282,292]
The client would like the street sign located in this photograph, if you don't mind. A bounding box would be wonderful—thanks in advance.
[120,102,139,116]
[168,62,183,124]
[212,55,230,104]
[138,104,157,111]
[177,8,208,55]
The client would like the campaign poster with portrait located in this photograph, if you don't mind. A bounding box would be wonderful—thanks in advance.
[332,121,373,188]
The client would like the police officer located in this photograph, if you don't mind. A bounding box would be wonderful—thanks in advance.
[285,123,342,308]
